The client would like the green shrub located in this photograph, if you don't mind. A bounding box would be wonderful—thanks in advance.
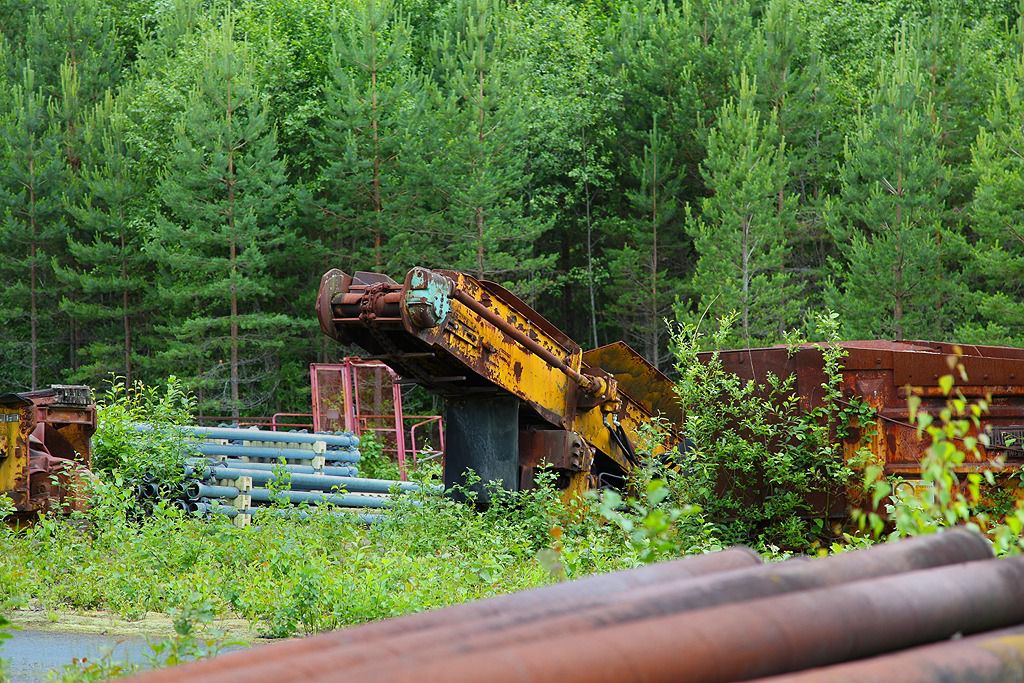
[670,312,872,551]
[91,377,197,488]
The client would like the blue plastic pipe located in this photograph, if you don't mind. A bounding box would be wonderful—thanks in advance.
[198,442,360,464]
[195,465,419,495]
[247,487,391,508]
[185,457,359,478]
[134,423,359,448]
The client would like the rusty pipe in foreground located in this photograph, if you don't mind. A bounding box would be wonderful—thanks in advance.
[748,625,1024,683]
[125,547,760,683]
[301,528,993,679]
[212,528,992,683]
[352,555,1024,683]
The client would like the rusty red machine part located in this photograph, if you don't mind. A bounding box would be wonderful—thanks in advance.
[0,385,95,519]
[125,530,1023,683]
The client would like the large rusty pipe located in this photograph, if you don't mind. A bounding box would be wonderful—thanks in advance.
[242,528,992,681]
[353,555,1024,683]
[303,528,992,677]
[123,547,761,683]
[747,625,1024,683]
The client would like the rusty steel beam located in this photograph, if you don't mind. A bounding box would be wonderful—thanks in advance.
[127,533,1001,683]
[308,528,993,678]
[124,547,760,683]
[349,555,1024,683]
[747,625,1024,683]
[238,528,991,682]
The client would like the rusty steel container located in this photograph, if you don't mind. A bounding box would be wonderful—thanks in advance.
[703,340,1024,512]
[0,385,95,518]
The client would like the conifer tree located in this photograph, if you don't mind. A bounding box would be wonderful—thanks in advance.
[748,0,839,311]
[0,63,65,389]
[686,72,797,346]
[426,0,551,294]
[23,0,123,98]
[750,0,837,201]
[917,4,998,210]
[150,18,292,418]
[962,52,1024,344]
[57,92,150,383]
[827,30,956,340]
[607,117,683,368]
[318,0,419,271]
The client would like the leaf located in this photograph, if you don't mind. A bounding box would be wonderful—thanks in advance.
[938,374,954,396]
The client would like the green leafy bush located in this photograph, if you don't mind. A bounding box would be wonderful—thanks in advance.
[356,433,401,480]
[91,377,197,488]
[671,312,871,551]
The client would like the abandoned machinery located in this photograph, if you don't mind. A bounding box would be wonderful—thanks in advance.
[317,267,1024,509]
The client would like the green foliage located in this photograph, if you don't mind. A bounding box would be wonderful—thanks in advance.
[0,0,1018,403]
[671,311,868,550]
[58,91,152,385]
[0,463,663,645]
[357,433,402,480]
[597,477,721,563]
[0,612,10,683]
[148,14,297,418]
[826,28,961,340]
[685,71,798,346]
[960,46,1024,345]
[317,0,421,272]
[91,377,196,487]
[0,61,66,391]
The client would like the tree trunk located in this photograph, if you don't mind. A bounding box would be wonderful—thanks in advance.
[742,215,751,345]
[582,132,598,349]
[120,231,132,384]
[475,65,486,279]
[29,155,38,390]
[370,17,383,269]
[226,71,240,421]
[650,142,660,367]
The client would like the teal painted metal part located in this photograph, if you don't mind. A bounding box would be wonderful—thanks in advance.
[133,423,359,448]
[404,267,454,329]
[186,457,358,478]
[248,487,391,508]
[187,482,239,500]
[188,482,389,508]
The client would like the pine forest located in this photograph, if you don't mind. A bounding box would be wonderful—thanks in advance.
[1,0,1022,416]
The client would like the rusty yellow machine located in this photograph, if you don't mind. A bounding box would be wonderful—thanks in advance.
[0,385,95,519]
[317,267,681,497]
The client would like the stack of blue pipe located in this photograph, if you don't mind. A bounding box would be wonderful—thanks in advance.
[133,423,429,524]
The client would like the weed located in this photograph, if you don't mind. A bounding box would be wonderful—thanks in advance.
[670,312,870,550]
